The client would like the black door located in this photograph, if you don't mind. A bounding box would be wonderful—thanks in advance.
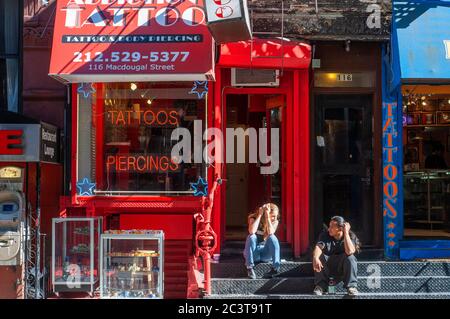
[314,95,374,245]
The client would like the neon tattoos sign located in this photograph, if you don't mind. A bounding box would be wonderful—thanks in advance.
[107,109,179,126]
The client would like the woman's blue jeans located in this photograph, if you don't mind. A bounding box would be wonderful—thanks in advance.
[243,234,281,270]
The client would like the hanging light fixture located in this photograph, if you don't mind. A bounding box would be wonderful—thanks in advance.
[130,83,137,91]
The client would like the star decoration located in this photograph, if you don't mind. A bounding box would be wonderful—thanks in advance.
[190,177,208,197]
[76,178,96,196]
[77,83,96,99]
[189,81,208,99]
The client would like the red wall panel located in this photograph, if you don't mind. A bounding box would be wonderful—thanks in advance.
[120,214,193,240]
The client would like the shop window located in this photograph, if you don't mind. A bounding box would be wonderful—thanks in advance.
[0,0,20,113]
[402,85,450,238]
[77,82,207,195]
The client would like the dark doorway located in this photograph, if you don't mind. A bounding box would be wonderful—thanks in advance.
[314,95,374,245]
[225,94,285,241]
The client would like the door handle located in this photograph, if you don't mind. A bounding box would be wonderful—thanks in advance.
[361,168,371,186]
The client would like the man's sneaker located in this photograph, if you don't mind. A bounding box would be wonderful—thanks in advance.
[313,285,324,296]
[247,267,257,279]
[263,267,279,279]
[347,287,358,296]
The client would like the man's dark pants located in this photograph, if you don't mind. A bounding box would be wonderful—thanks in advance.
[314,254,358,289]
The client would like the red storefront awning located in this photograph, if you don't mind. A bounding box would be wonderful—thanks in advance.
[219,38,311,69]
[49,0,215,84]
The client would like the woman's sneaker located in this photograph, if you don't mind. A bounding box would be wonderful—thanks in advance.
[313,285,324,296]
[263,267,280,279]
[247,267,257,279]
[347,287,358,296]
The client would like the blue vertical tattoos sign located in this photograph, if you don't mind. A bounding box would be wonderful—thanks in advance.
[382,101,403,259]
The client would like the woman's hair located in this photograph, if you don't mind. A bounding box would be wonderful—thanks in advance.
[248,203,280,236]
[330,215,361,253]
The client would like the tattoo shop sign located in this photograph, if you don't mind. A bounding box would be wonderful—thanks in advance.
[49,0,215,83]
[204,0,251,44]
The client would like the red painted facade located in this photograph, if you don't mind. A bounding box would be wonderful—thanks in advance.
[0,162,63,299]
[61,39,311,260]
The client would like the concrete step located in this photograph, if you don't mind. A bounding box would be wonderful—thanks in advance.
[219,251,294,262]
[220,242,384,261]
[205,292,450,299]
[211,277,450,295]
[223,241,294,249]
[212,261,450,278]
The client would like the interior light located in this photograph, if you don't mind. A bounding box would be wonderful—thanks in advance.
[422,101,427,106]
[345,40,351,52]
[147,99,152,105]
[421,96,426,100]
[130,83,137,91]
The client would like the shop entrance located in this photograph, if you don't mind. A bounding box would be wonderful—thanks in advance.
[225,94,284,241]
[314,94,374,245]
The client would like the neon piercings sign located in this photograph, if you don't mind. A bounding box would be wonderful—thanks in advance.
[106,155,179,173]
[62,0,206,28]
[382,102,400,251]
[106,108,180,173]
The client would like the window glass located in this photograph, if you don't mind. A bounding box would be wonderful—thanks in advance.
[0,0,19,55]
[0,0,19,112]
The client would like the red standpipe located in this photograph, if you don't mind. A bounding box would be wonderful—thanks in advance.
[195,174,221,296]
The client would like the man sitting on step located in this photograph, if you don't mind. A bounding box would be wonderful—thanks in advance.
[243,203,281,279]
[312,216,360,296]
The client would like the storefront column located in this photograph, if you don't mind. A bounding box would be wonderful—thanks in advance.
[298,69,310,255]
[70,85,78,206]
[286,76,294,245]
[293,70,301,256]
[212,67,223,253]
[289,70,311,256]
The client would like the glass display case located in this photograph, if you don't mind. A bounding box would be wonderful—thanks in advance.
[404,170,450,233]
[52,217,102,296]
[100,230,164,299]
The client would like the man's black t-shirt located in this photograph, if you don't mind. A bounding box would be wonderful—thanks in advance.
[316,230,358,256]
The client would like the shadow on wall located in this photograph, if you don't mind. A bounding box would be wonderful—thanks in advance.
[394,0,450,29]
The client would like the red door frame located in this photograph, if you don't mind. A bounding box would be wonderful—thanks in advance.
[223,89,288,242]
[211,68,310,257]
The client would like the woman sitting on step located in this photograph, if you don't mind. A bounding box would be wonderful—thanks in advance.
[243,203,281,279]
